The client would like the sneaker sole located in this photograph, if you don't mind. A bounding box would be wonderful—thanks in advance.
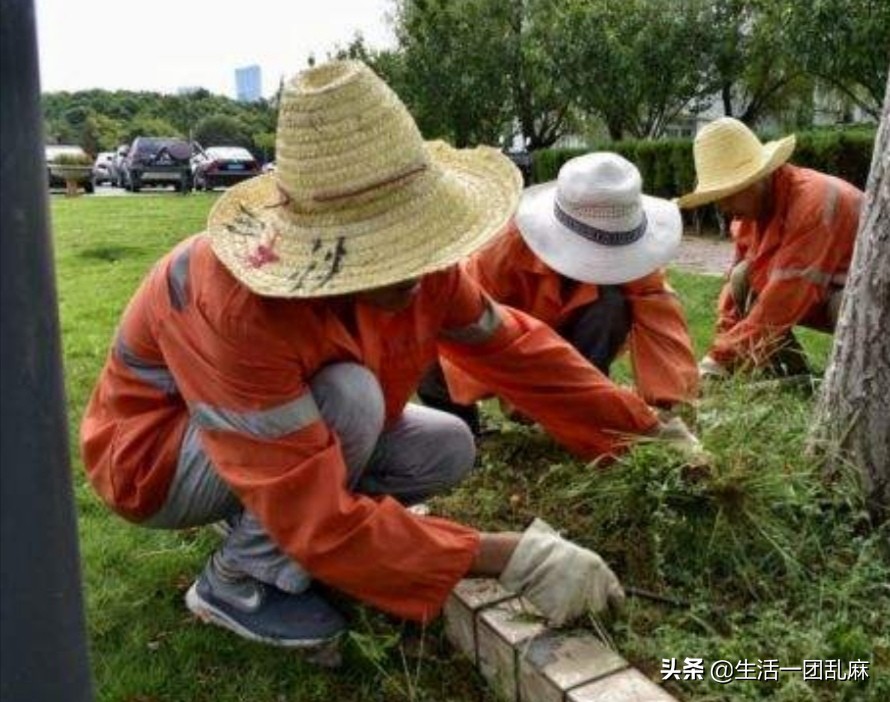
[185,583,341,649]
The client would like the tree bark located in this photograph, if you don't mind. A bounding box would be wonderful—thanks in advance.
[811,72,890,523]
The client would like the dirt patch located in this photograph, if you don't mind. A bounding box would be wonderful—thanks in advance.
[673,233,733,277]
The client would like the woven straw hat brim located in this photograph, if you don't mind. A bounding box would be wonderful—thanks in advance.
[206,142,522,298]
[516,182,682,285]
[677,134,795,209]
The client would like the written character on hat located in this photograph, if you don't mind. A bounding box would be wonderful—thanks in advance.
[206,61,522,298]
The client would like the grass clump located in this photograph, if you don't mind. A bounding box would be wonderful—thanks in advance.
[435,378,889,701]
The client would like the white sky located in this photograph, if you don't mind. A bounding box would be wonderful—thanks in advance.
[35,0,396,98]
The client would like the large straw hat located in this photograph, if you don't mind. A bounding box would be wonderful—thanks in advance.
[515,152,682,285]
[206,61,522,297]
[677,117,795,209]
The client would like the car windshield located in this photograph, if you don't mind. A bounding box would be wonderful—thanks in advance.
[135,138,187,155]
[206,146,253,161]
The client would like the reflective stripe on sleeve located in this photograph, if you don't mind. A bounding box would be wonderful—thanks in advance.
[439,299,503,345]
[191,393,321,439]
[769,267,847,288]
[115,336,179,394]
[822,181,840,228]
[167,243,193,311]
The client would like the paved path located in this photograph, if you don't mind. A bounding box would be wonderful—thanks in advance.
[673,233,733,277]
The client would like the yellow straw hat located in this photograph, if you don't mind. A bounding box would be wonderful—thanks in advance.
[677,117,796,209]
[207,60,522,297]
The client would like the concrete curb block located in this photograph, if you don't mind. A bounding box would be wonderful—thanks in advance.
[443,578,679,702]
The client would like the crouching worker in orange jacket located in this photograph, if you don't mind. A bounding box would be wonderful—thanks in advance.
[419,152,699,433]
[678,118,863,378]
[81,61,695,649]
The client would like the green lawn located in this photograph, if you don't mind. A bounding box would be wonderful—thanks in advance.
[53,193,887,701]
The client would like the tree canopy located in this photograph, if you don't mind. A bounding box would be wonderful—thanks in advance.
[42,89,277,158]
[43,0,888,154]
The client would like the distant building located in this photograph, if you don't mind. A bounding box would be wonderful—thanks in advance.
[235,65,262,102]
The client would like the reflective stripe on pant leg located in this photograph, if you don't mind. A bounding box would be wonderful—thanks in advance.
[220,362,385,594]
[358,403,475,505]
[560,286,631,375]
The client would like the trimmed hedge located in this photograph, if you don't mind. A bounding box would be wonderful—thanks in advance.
[531,128,876,197]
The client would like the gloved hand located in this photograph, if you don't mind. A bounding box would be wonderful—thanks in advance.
[498,518,624,627]
[698,355,729,380]
[653,415,701,450]
[652,414,711,467]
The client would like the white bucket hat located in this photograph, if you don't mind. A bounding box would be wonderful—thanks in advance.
[678,117,796,209]
[206,60,522,298]
[515,152,682,285]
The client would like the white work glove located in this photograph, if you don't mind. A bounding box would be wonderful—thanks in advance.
[698,355,729,380]
[498,518,624,627]
[654,415,701,451]
[652,414,711,468]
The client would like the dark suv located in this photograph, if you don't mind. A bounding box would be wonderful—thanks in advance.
[121,137,194,192]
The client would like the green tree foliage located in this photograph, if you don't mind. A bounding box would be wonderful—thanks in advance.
[192,115,253,150]
[552,0,714,140]
[506,0,575,150]
[702,0,813,126]
[42,0,888,156]
[330,33,410,102]
[121,115,183,143]
[785,0,890,119]
[393,0,515,146]
[253,131,277,163]
[81,113,125,154]
[388,0,574,149]
[42,89,276,156]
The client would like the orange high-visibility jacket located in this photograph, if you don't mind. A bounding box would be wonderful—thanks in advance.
[81,235,657,622]
[443,222,698,407]
[710,164,863,367]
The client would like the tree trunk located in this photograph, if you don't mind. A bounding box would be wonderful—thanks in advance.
[811,73,890,523]
[721,82,733,117]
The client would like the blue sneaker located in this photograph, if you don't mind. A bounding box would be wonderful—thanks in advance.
[185,557,345,648]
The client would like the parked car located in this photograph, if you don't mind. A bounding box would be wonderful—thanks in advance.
[45,145,95,193]
[92,151,115,185]
[120,137,194,192]
[191,146,261,190]
[261,161,277,174]
[110,144,129,187]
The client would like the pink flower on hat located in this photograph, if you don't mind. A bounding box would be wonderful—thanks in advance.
[246,231,281,269]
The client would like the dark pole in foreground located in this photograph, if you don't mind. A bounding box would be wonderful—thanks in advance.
[0,1,94,700]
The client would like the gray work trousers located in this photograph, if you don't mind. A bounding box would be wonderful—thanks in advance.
[143,363,476,593]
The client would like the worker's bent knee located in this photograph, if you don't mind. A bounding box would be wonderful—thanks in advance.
[310,363,385,478]
[310,363,385,429]
[437,415,477,488]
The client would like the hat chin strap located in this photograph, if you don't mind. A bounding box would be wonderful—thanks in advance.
[553,201,647,247]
